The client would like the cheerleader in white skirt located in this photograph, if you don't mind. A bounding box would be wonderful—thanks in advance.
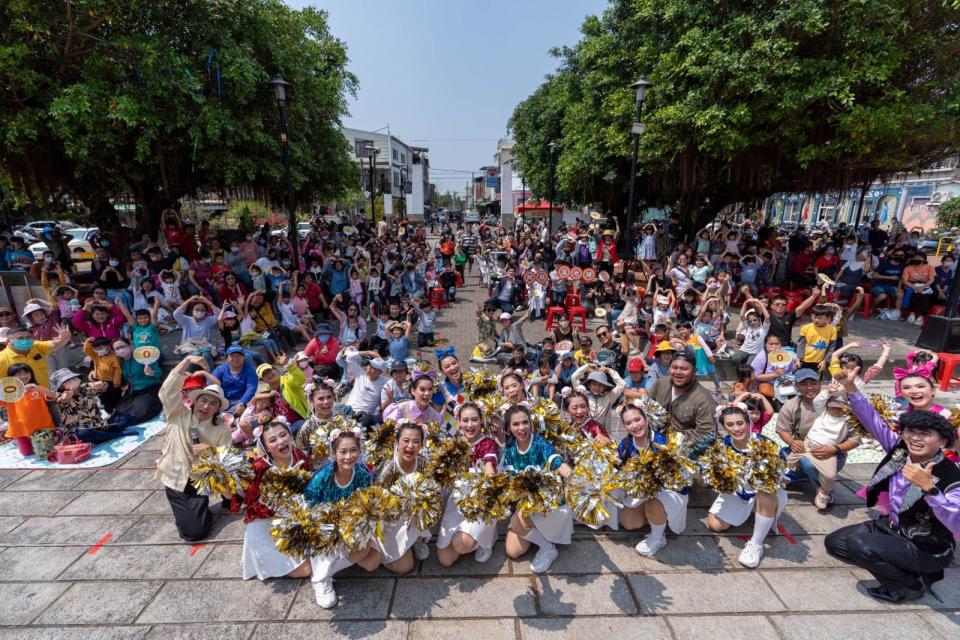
[436,402,501,566]
[706,404,788,570]
[306,427,380,609]
[564,391,619,530]
[615,401,690,556]
[238,420,315,581]
[502,404,573,574]
[374,421,434,574]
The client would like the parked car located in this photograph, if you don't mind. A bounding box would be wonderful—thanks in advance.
[30,227,99,268]
[464,210,481,224]
[23,220,79,232]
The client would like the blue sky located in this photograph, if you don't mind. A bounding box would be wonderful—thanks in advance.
[286,0,608,194]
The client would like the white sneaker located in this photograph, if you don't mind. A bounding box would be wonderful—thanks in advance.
[413,539,430,561]
[474,546,493,563]
[530,545,559,573]
[634,535,667,556]
[913,317,924,326]
[738,540,764,569]
[907,313,916,324]
[313,579,337,609]
[814,491,834,510]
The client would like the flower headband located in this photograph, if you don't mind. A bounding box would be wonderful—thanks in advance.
[618,396,668,431]
[328,425,364,447]
[394,418,430,443]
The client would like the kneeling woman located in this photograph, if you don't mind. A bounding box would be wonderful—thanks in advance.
[236,420,314,581]
[304,428,379,609]
[437,403,500,566]
[502,405,573,573]
[617,400,690,556]
[706,404,788,569]
[375,421,433,573]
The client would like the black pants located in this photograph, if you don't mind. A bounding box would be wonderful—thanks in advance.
[165,482,214,542]
[824,519,953,591]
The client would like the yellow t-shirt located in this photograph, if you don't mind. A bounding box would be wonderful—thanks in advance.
[0,342,54,388]
[799,323,838,364]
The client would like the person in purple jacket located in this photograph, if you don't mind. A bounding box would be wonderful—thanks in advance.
[828,369,960,603]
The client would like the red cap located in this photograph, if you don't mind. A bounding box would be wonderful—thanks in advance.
[627,358,644,373]
[182,374,206,391]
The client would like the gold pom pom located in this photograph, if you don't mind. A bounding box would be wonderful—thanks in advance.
[651,432,698,492]
[189,447,254,499]
[365,420,397,469]
[699,442,744,495]
[339,486,399,551]
[423,435,472,488]
[296,417,331,461]
[463,368,499,399]
[573,438,621,470]
[640,398,669,432]
[565,460,623,527]
[259,465,314,511]
[505,467,564,517]
[271,495,342,559]
[453,471,511,525]
[870,394,901,430]
[388,472,444,531]
[743,438,787,495]
[617,448,663,499]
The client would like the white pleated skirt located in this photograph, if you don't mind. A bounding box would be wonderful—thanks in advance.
[241,519,308,581]
[378,520,431,564]
[708,487,788,527]
[618,488,690,534]
[525,506,573,545]
[436,493,499,550]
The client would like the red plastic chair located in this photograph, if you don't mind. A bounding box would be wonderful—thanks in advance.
[545,306,567,330]
[921,305,946,329]
[429,287,448,310]
[936,352,960,391]
[568,306,588,331]
[564,293,581,308]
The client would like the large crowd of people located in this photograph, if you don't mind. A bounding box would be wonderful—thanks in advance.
[0,210,956,611]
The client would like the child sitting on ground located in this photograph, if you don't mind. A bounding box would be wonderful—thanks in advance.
[84,337,123,413]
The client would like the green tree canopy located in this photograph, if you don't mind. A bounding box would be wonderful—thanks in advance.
[510,0,960,230]
[0,0,357,231]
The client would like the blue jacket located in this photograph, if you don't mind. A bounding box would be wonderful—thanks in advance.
[212,361,259,405]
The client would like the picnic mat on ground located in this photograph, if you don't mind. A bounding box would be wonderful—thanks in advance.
[0,417,166,469]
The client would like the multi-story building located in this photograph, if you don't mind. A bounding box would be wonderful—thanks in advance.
[341,127,429,221]
[764,157,960,230]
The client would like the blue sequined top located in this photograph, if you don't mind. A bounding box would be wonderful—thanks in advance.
[304,462,371,505]
[618,431,690,495]
[502,435,563,475]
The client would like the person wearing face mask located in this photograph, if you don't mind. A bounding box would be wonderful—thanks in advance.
[106,337,164,428]
[900,252,936,325]
[813,244,841,279]
[933,255,955,306]
[51,368,138,444]
[83,337,123,412]
[0,325,71,388]
[186,250,220,303]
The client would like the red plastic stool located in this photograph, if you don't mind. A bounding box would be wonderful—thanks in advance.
[545,306,567,330]
[568,307,588,331]
[936,353,960,391]
[921,305,947,329]
[429,287,448,309]
[564,293,581,308]
[858,294,874,319]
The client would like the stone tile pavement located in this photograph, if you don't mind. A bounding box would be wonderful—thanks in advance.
[1,277,959,638]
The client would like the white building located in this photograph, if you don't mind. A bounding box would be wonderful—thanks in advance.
[341,127,429,221]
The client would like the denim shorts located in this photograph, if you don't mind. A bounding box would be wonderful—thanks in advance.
[871,283,898,297]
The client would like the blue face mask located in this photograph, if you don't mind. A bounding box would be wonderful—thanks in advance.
[317,334,329,344]
[12,338,34,352]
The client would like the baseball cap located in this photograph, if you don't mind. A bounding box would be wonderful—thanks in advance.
[256,363,274,379]
[225,344,244,355]
[314,322,332,336]
[794,369,820,383]
[627,358,644,373]
[654,341,677,354]
[499,312,512,321]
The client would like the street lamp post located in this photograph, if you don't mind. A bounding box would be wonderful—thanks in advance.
[625,76,652,261]
[548,141,556,236]
[269,74,299,269]
[399,169,408,221]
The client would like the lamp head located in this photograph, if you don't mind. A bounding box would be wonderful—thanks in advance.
[270,74,291,105]
[631,76,652,103]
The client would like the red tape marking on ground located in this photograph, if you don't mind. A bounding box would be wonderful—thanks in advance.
[189,544,206,557]
[777,524,798,544]
[735,534,750,542]
[87,533,112,555]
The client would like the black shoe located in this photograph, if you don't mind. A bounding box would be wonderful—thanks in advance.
[865,584,922,603]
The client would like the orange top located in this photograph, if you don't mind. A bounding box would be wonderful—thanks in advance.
[83,342,123,387]
[0,388,54,438]
[902,263,935,284]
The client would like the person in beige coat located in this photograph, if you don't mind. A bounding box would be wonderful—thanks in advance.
[155,355,232,542]
[570,364,627,441]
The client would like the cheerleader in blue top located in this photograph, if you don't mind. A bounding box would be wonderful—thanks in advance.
[305,428,378,610]
[502,405,573,574]
[706,404,789,570]
[617,400,691,557]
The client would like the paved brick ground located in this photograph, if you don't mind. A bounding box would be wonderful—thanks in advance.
[1,268,959,638]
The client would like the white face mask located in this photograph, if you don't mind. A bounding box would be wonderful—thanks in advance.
[94,348,110,356]
[109,259,120,267]
[192,309,207,319]
[116,347,132,358]
[44,256,53,264]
